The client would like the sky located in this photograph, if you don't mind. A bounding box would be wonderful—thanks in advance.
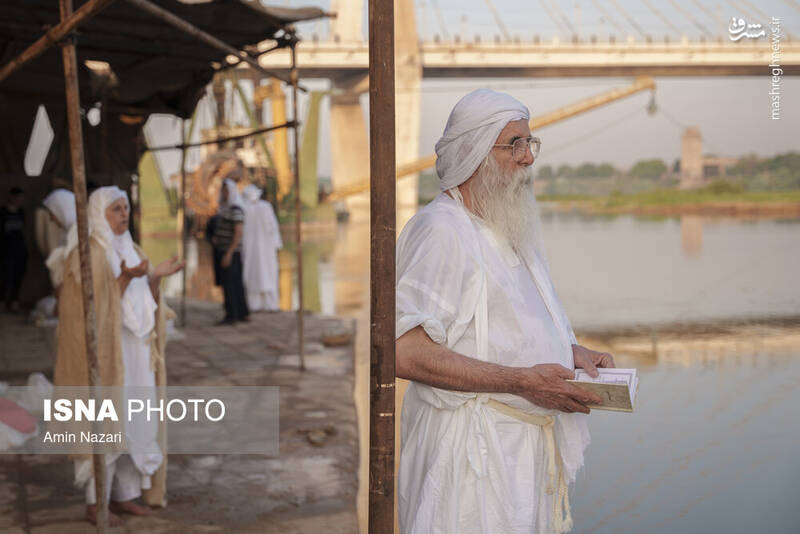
[22,0,800,181]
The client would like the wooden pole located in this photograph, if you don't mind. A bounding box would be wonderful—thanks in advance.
[0,0,116,84]
[124,0,305,91]
[58,0,108,531]
[290,38,305,371]
[367,0,396,531]
[179,119,187,327]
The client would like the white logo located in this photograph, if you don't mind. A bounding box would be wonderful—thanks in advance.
[728,17,766,41]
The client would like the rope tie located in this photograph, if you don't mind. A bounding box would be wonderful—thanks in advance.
[487,399,573,533]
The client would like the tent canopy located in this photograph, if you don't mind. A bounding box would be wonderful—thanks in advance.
[0,0,326,176]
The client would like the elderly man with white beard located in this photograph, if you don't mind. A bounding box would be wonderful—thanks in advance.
[396,89,615,534]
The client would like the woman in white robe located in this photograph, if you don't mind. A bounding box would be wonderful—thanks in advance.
[60,186,182,525]
[241,184,282,311]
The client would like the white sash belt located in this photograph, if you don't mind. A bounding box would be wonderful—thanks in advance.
[487,399,573,534]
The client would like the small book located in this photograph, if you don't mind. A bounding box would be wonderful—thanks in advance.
[567,368,638,412]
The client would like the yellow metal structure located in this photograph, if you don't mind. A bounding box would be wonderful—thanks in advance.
[327,76,655,201]
[254,79,293,200]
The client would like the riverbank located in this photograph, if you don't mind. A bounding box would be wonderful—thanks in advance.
[574,314,800,368]
[539,189,800,218]
[0,300,358,533]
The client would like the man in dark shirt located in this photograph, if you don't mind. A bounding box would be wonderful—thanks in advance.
[211,179,249,324]
[1,187,28,312]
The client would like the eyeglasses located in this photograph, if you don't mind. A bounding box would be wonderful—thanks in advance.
[493,136,541,161]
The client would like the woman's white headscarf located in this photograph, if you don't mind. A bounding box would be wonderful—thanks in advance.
[218,178,243,214]
[63,186,156,337]
[42,188,76,229]
[435,89,530,191]
[43,189,77,287]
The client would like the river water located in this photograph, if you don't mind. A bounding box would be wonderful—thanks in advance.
[146,204,800,533]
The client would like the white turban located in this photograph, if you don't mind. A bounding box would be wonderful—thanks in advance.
[435,89,530,191]
[42,188,76,228]
[242,184,262,204]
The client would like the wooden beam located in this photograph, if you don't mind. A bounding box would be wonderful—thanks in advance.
[367,0,396,531]
[0,0,116,84]
[124,0,306,91]
[59,0,108,531]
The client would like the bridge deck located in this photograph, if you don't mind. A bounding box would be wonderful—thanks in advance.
[258,40,800,77]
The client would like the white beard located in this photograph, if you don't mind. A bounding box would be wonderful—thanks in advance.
[469,154,544,256]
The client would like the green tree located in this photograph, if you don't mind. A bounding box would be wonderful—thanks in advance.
[595,163,616,177]
[629,159,667,179]
[556,164,574,178]
[575,163,597,178]
[537,165,554,179]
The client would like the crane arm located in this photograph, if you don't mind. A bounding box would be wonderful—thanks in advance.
[327,76,655,201]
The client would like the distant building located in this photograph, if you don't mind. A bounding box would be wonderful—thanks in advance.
[680,127,703,189]
[680,127,738,189]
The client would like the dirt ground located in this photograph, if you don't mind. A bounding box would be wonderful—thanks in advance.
[0,298,359,533]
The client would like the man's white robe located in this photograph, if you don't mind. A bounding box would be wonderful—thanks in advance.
[243,199,282,311]
[396,193,590,534]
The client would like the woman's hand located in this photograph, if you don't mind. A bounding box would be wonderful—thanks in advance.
[120,259,149,279]
[572,344,615,378]
[153,256,185,278]
[118,260,148,294]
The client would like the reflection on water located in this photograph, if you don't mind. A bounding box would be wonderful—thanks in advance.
[143,207,800,533]
[681,215,703,257]
[541,211,800,329]
[148,210,800,329]
[572,347,800,534]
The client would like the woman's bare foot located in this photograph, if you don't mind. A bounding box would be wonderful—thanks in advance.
[86,504,124,526]
[110,499,152,516]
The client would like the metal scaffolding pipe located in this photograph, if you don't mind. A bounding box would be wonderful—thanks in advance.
[146,121,296,151]
[290,39,305,371]
[367,0,396,531]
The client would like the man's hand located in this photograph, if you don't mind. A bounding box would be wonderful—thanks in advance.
[572,344,615,378]
[120,259,149,279]
[221,252,232,268]
[516,364,604,414]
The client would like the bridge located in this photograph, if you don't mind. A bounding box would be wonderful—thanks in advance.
[253,0,800,222]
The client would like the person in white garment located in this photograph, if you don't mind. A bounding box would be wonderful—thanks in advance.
[55,186,182,526]
[241,184,283,311]
[41,188,76,290]
[395,89,616,534]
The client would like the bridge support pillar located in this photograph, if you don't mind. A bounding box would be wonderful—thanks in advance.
[328,0,421,227]
[395,0,422,231]
[330,74,371,218]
